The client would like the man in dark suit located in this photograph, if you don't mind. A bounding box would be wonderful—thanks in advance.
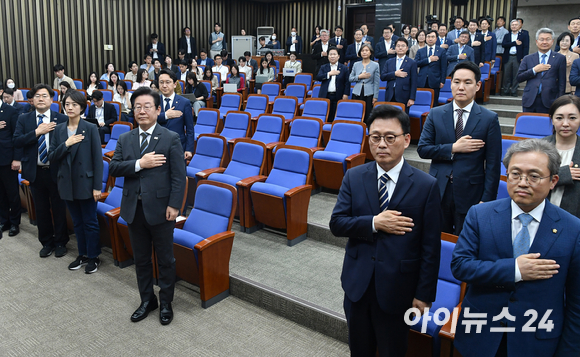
[344,29,364,71]
[312,29,331,76]
[452,139,580,357]
[13,84,69,257]
[381,38,418,109]
[87,90,118,144]
[501,19,530,96]
[244,51,258,75]
[109,87,186,326]
[447,16,466,44]
[163,55,179,74]
[0,99,21,237]
[416,30,447,101]
[437,23,453,50]
[329,26,348,64]
[360,24,374,47]
[286,27,303,54]
[196,49,215,69]
[3,88,25,115]
[375,27,397,71]
[157,69,195,160]
[418,61,502,235]
[446,31,475,76]
[316,47,351,121]
[146,33,166,61]
[178,26,197,60]
[330,104,441,357]
[517,28,566,114]
[467,19,485,67]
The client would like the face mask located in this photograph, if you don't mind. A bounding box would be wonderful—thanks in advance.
[7,83,14,89]
[291,32,296,36]
[271,36,276,40]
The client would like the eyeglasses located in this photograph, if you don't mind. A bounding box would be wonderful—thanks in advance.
[34,94,50,99]
[507,172,551,186]
[133,105,155,113]
[369,133,405,145]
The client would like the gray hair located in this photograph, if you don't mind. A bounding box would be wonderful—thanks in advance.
[503,139,561,176]
[320,29,329,35]
[536,28,555,40]
[510,19,519,26]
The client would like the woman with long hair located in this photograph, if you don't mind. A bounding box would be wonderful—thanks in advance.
[185,72,208,116]
[86,72,103,100]
[132,68,151,90]
[202,67,219,94]
[557,32,579,94]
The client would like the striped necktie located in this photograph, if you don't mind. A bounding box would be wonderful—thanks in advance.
[455,108,464,140]
[513,213,533,258]
[379,173,391,212]
[140,132,150,157]
[37,114,48,164]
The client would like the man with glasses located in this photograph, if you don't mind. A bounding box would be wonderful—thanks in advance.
[110,86,186,326]
[418,61,502,235]
[330,104,441,357]
[13,84,69,257]
[452,138,580,356]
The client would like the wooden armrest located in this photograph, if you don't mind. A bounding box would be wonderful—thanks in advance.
[439,302,462,341]
[194,231,235,251]
[105,207,121,220]
[175,216,187,229]
[237,175,268,188]
[98,192,109,202]
[249,80,255,84]
[196,167,226,179]
[104,150,115,158]
[265,142,282,150]
[284,184,312,197]
[101,144,106,148]
[345,153,366,169]
[21,179,30,186]
[311,146,325,153]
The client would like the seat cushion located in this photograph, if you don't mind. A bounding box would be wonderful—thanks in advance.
[313,150,348,163]
[208,173,240,187]
[409,106,430,118]
[97,202,114,217]
[251,182,288,198]
[173,228,204,261]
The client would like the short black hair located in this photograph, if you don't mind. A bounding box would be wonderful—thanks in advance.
[3,88,14,96]
[26,90,34,99]
[570,17,580,25]
[368,105,411,135]
[335,25,343,31]
[426,30,438,37]
[150,33,158,40]
[178,59,188,66]
[214,54,222,60]
[450,61,482,82]
[91,90,103,101]
[53,64,65,72]
[105,62,113,71]
[153,58,161,65]
[200,48,207,55]
[327,46,340,55]
[244,51,251,57]
[144,54,152,60]
[215,22,221,27]
[128,61,137,69]
[289,51,297,57]
[497,16,506,22]
[165,55,172,60]
[63,90,88,112]
[221,49,228,57]
[439,23,447,29]
[469,19,478,25]
[238,56,246,62]
[395,38,409,46]
[159,69,177,82]
[516,17,524,24]
[455,16,465,23]
[130,86,161,109]
[178,48,186,55]
[383,27,393,33]
[182,26,191,34]
[259,36,266,42]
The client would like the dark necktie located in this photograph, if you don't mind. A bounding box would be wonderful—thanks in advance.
[513,213,533,257]
[379,173,391,212]
[455,108,464,140]
[429,47,433,57]
[140,132,150,157]
[37,115,48,164]
[164,98,171,112]
[539,54,547,94]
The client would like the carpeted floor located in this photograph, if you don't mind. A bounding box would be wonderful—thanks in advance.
[0,215,349,357]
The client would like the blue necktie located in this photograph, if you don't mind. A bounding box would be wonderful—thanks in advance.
[37,115,48,164]
[429,47,433,57]
[379,173,390,212]
[164,98,171,112]
[514,213,533,258]
[140,132,150,157]
[538,54,547,94]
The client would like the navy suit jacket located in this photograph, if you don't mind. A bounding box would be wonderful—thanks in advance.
[316,63,351,98]
[362,35,374,47]
[146,42,166,60]
[47,118,103,201]
[517,52,567,109]
[197,58,214,69]
[178,36,197,58]
[109,124,186,226]
[0,102,21,166]
[452,199,580,357]
[446,44,475,76]
[480,31,498,62]
[286,35,303,54]
[374,39,397,70]
[501,31,529,65]
[381,56,418,103]
[437,36,453,48]
[157,94,195,153]
[417,102,502,213]
[87,102,118,127]
[12,101,25,115]
[344,42,363,71]
[569,57,580,96]
[467,33,486,65]
[415,46,447,89]
[329,37,348,63]
[330,161,442,314]
[13,110,68,183]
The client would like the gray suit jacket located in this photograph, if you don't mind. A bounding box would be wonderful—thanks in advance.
[349,60,380,99]
[544,134,580,218]
[109,124,186,226]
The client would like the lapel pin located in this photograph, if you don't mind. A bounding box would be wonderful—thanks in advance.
[552,229,558,234]
[574,164,578,168]
[154,137,158,140]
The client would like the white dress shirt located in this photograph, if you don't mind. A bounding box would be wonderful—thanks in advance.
[161,92,176,111]
[384,40,392,51]
[327,63,338,92]
[321,42,329,55]
[36,110,52,165]
[290,36,296,52]
[152,43,158,59]
[509,32,519,55]
[426,46,435,62]
[372,158,405,232]
[135,123,157,172]
[212,65,228,82]
[355,41,362,55]
[452,100,474,131]
[186,36,191,53]
[511,200,544,282]
[95,105,104,124]
[180,71,188,81]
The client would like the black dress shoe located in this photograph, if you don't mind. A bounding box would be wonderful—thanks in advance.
[0,224,10,232]
[39,245,54,258]
[55,245,67,258]
[131,298,159,322]
[8,225,19,237]
[159,303,173,325]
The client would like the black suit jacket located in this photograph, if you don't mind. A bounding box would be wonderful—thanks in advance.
[0,102,21,166]
[164,64,179,74]
[312,42,331,74]
[146,42,166,60]
[47,119,103,201]
[467,33,485,65]
[87,102,118,127]
[316,63,351,98]
[544,134,580,219]
[178,36,197,58]
[501,31,529,65]
[13,110,68,183]
[12,101,25,115]
[329,37,348,63]
[109,124,186,226]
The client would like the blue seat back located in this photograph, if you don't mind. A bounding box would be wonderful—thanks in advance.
[100,80,108,90]
[514,116,552,138]
[103,124,131,151]
[285,85,305,104]
[220,112,249,139]
[497,180,509,199]
[73,80,83,89]
[409,90,433,118]
[219,94,241,117]
[116,71,125,80]
[104,176,124,208]
[302,100,328,122]
[50,102,60,112]
[311,86,321,98]
[272,97,297,120]
[491,56,501,74]
[438,78,453,104]
[189,135,225,170]
[224,142,264,178]
[326,123,364,155]
[261,83,280,101]
[267,148,310,190]
[194,109,219,136]
[379,80,388,88]
[252,115,283,144]
[21,89,29,99]
[378,88,386,102]
[183,183,233,238]
[501,139,520,175]
[101,90,113,102]
[245,95,268,117]
[108,102,121,120]
[213,72,221,84]
[415,89,433,106]
[202,81,212,95]
[294,74,312,90]
[286,119,321,148]
[102,160,110,192]
[481,63,490,80]
[430,239,462,319]
[334,101,364,122]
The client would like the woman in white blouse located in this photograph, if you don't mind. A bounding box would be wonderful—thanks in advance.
[543,95,580,218]
[85,72,103,100]
[132,69,151,90]
[113,81,132,122]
